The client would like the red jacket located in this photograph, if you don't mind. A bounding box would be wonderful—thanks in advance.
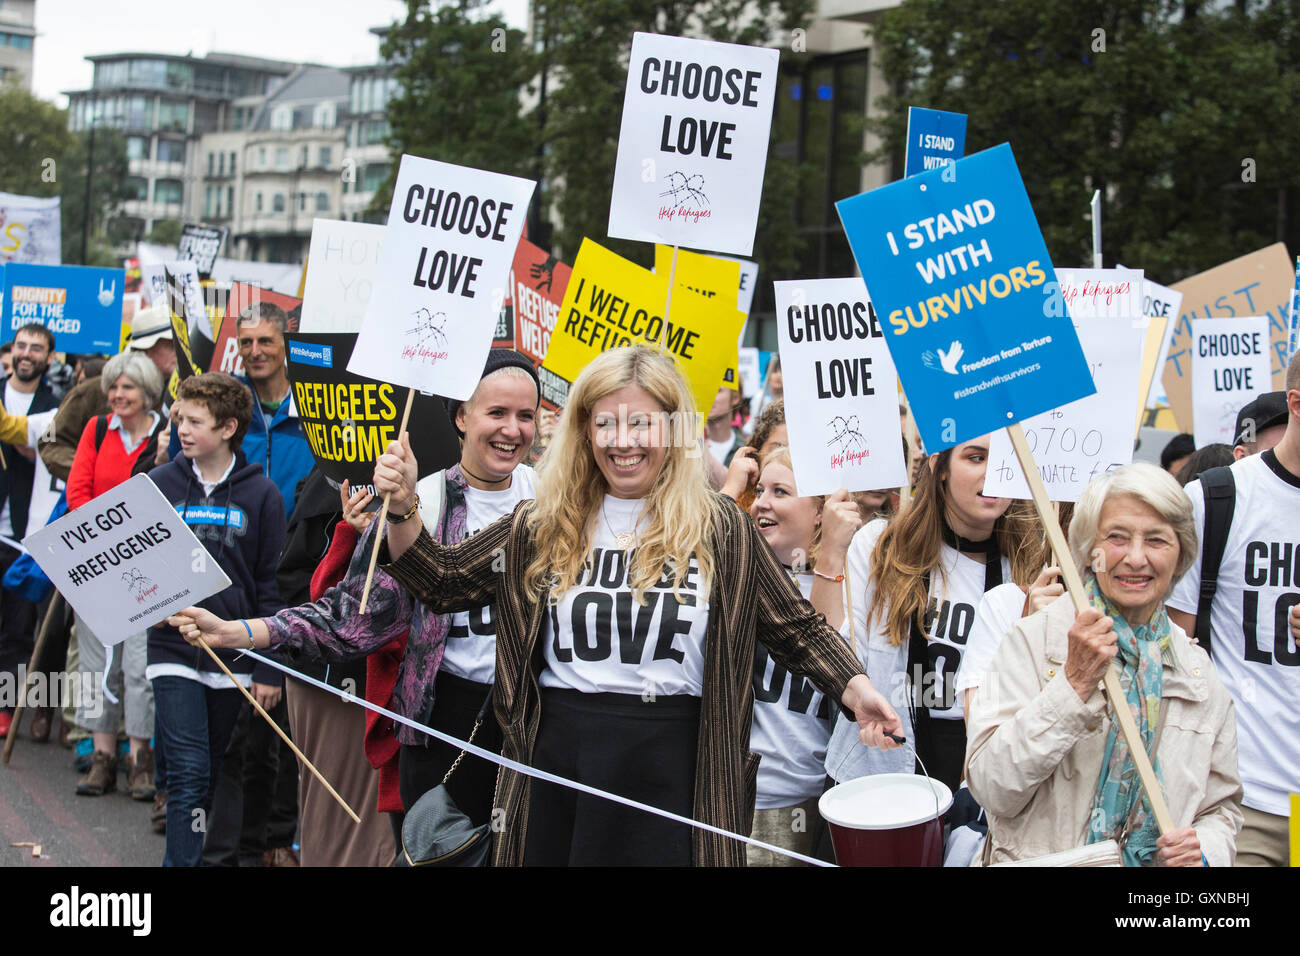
[66,414,158,509]
[309,519,407,814]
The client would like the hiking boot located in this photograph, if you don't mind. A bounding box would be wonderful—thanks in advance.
[262,846,300,867]
[29,707,52,743]
[151,791,167,834]
[127,748,156,801]
[75,751,117,796]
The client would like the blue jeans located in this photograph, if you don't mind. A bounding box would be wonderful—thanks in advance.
[151,676,243,867]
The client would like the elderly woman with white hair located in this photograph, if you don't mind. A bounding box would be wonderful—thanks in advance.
[65,349,167,799]
[966,463,1242,866]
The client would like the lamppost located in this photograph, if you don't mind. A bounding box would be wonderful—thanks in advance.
[80,96,98,265]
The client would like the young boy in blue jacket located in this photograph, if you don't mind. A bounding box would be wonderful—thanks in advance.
[147,372,286,867]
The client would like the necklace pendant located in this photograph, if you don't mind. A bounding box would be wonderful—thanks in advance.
[614,531,637,549]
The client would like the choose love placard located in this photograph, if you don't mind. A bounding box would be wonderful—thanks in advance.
[608,32,778,256]
[347,155,536,400]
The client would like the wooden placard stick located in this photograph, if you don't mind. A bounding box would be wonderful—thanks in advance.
[198,640,360,823]
[659,245,680,350]
[1006,422,1174,834]
[2,593,65,765]
[359,386,417,614]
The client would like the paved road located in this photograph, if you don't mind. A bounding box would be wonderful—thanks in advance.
[0,720,161,868]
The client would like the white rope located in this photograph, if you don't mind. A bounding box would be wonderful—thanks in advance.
[236,646,835,867]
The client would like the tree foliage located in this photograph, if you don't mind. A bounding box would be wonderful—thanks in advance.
[868,0,1300,280]
[0,84,133,266]
[376,0,537,216]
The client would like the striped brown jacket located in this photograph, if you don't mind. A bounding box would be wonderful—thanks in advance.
[382,493,864,866]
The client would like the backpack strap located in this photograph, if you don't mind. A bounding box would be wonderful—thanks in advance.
[1194,466,1237,658]
[93,414,109,452]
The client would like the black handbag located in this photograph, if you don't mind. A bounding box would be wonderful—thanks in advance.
[397,691,494,867]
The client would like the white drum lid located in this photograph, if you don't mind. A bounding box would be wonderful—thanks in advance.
[818,773,954,830]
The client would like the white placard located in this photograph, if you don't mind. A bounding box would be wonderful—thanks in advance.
[608,32,778,257]
[1055,267,1143,320]
[347,155,536,400]
[299,219,384,333]
[1192,316,1271,447]
[22,474,232,647]
[985,314,1146,502]
[774,278,908,497]
[1143,278,1182,409]
[737,347,760,400]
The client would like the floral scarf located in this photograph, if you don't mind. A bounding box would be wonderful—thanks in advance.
[1084,574,1171,867]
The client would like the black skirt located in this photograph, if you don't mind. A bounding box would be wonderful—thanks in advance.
[523,687,700,866]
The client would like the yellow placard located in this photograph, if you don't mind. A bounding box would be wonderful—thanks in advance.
[542,238,746,421]
[653,244,745,392]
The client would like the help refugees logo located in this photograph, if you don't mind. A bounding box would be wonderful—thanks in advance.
[922,340,965,375]
[657,171,712,224]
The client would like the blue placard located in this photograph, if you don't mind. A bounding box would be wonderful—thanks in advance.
[836,142,1095,452]
[904,107,967,178]
[2,263,125,354]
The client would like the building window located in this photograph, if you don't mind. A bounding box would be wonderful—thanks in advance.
[256,192,263,212]
[258,146,266,167]
[204,186,214,218]
[272,193,285,213]
[300,145,308,168]
[207,152,214,176]
[362,119,389,146]
[0,33,34,51]
[227,186,234,217]
[299,192,308,212]
[313,102,336,128]
[230,152,237,175]
[318,146,332,168]
[126,136,149,160]
[275,147,289,170]
[361,163,389,194]
[157,139,185,165]
[271,106,293,131]
[316,191,329,212]
[125,177,149,201]
[157,100,189,133]
[154,179,183,205]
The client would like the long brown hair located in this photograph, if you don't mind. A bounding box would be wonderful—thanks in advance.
[867,447,1041,647]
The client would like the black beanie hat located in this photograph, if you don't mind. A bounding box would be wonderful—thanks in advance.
[444,348,542,437]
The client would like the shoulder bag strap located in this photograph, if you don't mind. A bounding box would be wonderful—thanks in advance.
[1194,466,1236,658]
[439,688,494,787]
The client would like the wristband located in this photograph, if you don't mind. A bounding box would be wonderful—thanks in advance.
[239,619,256,650]
[387,494,421,524]
[813,569,845,583]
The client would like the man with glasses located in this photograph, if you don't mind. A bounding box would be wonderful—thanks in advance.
[0,324,63,740]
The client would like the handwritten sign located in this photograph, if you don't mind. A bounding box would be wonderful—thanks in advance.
[1164,243,1292,432]
[1191,316,1271,447]
[836,142,1095,451]
[299,219,384,333]
[347,155,536,400]
[773,278,908,496]
[608,32,778,256]
[0,192,61,265]
[985,314,1145,502]
[22,475,232,646]
[176,224,227,277]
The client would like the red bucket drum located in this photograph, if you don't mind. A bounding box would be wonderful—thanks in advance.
[818,773,954,867]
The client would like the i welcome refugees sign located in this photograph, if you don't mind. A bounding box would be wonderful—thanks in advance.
[837,143,1095,451]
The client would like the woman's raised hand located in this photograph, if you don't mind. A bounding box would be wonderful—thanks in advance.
[374,432,419,513]
[339,480,376,533]
[820,489,863,563]
[167,606,245,650]
[1026,566,1065,614]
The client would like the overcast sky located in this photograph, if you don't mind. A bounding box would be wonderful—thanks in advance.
[31,0,529,107]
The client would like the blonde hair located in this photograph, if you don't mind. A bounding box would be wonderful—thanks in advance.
[756,446,824,569]
[868,447,1042,647]
[525,345,722,604]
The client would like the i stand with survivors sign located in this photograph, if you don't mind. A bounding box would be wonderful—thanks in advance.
[22,474,231,647]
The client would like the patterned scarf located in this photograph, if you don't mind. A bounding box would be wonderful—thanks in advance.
[1083,574,1170,866]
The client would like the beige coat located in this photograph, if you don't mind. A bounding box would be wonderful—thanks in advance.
[966,595,1242,866]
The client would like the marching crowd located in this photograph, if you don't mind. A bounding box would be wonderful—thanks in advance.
[0,303,1296,867]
